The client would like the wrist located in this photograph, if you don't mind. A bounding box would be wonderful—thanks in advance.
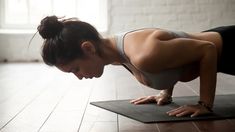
[198,100,213,112]
[159,91,172,98]
[161,89,173,96]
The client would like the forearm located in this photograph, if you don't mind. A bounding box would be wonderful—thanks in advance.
[199,71,216,108]
[199,44,217,108]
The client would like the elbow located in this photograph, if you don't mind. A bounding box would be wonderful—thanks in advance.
[203,41,217,55]
[202,42,217,66]
[206,42,217,55]
[205,41,216,48]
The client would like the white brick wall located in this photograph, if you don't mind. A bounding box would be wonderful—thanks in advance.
[0,0,235,61]
[108,0,235,34]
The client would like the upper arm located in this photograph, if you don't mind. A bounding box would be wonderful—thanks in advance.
[133,37,216,73]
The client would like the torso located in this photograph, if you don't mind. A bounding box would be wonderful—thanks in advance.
[116,28,223,87]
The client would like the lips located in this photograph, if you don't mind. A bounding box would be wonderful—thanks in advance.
[83,74,93,79]
[84,76,92,79]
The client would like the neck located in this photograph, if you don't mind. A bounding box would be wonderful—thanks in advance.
[100,37,126,65]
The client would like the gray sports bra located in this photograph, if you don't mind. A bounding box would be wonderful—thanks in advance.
[114,29,189,90]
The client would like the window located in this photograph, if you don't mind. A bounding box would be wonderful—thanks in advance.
[0,0,107,32]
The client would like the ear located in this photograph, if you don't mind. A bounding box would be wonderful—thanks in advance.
[81,41,96,56]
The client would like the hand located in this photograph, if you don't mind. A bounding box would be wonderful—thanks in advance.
[130,92,172,105]
[167,104,213,117]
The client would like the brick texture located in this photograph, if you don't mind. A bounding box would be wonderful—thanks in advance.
[108,0,235,34]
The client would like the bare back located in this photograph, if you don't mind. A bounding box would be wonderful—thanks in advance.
[119,28,221,84]
[124,29,222,61]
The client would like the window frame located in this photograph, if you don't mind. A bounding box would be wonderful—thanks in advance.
[0,0,108,32]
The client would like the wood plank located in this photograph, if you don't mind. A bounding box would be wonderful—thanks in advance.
[227,119,235,126]
[194,120,235,132]
[78,66,118,132]
[0,72,32,103]
[116,66,200,131]
[216,73,235,94]
[1,71,71,132]
[173,82,198,97]
[38,77,94,132]
[0,63,55,130]
[153,81,198,131]
[185,73,235,131]
[157,122,199,132]
[1,63,235,131]
[185,73,235,95]
[118,116,159,132]
[85,122,117,132]
[116,66,159,132]
[0,63,48,103]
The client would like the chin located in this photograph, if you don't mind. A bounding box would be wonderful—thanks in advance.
[96,72,103,78]
[96,68,104,78]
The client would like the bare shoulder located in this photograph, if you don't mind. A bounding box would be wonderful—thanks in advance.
[124,29,172,72]
[125,29,216,73]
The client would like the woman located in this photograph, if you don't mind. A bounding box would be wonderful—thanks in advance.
[37,15,234,117]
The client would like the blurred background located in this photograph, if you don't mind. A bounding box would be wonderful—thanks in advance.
[1,1,235,131]
[0,0,235,62]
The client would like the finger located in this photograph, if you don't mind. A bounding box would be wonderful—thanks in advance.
[176,110,192,117]
[157,98,168,105]
[167,106,185,114]
[133,97,153,104]
[157,98,164,105]
[190,111,200,117]
[130,97,145,103]
[168,107,185,116]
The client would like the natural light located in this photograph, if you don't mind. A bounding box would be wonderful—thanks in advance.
[0,0,107,32]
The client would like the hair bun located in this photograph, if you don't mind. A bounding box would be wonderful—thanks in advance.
[37,16,63,39]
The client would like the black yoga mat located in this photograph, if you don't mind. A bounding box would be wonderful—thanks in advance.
[90,94,235,123]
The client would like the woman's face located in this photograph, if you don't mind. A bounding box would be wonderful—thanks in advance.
[56,41,105,80]
[57,57,104,80]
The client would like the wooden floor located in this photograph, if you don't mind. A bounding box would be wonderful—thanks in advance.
[0,63,235,132]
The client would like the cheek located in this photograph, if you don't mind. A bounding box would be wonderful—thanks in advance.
[92,63,102,72]
[81,62,99,73]
[91,61,104,74]
[82,57,104,75]
[93,65,104,77]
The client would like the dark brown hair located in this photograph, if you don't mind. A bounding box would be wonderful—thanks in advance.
[37,16,102,66]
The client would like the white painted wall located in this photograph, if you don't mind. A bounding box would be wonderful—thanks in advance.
[1,0,235,62]
[0,31,43,62]
[108,0,235,34]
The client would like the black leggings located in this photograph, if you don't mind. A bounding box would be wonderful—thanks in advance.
[204,25,235,75]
